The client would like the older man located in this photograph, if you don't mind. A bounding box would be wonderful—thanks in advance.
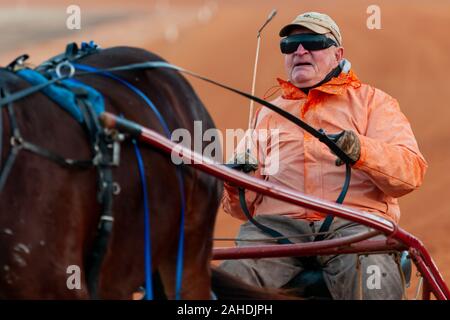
[220,12,428,299]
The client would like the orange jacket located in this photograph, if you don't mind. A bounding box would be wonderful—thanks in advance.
[222,70,428,223]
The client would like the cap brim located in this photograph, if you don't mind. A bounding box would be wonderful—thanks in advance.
[279,22,330,37]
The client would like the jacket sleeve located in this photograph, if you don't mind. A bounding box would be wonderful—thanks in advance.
[353,89,428,197]
[221,108,271,220]
[222,182,262,221]
[221,130,264,221]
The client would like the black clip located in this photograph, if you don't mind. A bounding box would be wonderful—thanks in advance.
[65,42,79,60]
[6,54,30,71]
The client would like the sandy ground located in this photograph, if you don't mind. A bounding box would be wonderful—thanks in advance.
[1,0,450,299]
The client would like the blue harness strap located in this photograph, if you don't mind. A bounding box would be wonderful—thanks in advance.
[132,138,153,300]
[73,63,187,300]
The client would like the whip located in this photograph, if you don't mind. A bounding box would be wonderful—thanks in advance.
[245,9,277,159]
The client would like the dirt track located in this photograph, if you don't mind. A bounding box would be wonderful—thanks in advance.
[1,0,449,298]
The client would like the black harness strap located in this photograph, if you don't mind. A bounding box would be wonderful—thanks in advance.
[0,95,20,191]
[0,89,5,176]
[0,88,4,170]
[75,90,119,299]
[0,87,94,192]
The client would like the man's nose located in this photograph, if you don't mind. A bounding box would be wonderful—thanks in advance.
[294,44,309,55]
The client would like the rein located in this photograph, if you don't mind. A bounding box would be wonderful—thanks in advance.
[0,61,352,161]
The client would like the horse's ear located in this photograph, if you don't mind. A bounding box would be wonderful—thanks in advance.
[65,42,79,59]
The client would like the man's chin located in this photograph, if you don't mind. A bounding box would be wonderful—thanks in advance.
[291,79,318,88]
[291,73,319,88]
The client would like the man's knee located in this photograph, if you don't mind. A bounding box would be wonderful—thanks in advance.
[323,253,404,300]
[359,253,404,299]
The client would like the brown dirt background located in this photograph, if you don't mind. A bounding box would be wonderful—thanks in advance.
[1,0,449,299]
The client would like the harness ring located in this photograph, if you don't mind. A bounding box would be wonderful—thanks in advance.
[10,136,23,147]
[112,182,121,195]
[55,61,75,79]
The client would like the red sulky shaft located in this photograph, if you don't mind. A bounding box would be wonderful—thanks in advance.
[99,112,450,300]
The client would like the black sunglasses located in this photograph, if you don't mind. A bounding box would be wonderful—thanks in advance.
[280,34,337,54]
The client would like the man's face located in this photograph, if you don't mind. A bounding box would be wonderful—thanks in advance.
[284,27,344,88]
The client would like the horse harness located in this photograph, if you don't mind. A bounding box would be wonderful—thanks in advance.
[0,43,123,299]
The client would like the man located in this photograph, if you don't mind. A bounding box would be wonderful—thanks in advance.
[220,12,428,299]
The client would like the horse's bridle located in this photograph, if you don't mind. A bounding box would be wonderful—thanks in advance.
[0,85,94,191]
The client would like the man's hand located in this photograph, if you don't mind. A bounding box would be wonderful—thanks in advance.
[226,151,259,173]
[334,130,361,166]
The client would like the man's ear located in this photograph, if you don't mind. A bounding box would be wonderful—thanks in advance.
[335,47,344,62]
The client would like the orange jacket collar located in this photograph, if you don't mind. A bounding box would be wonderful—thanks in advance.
[277,69,361,100]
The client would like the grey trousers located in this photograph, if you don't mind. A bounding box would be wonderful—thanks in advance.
[219,215,405,300]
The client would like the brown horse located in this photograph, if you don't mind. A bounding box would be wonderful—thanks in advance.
[0,46,230,299]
